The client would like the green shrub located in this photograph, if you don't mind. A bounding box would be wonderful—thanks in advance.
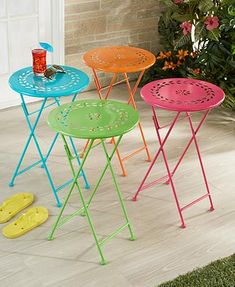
[144,0,235,109]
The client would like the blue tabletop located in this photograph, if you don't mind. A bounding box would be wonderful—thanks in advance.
[8,66,90,98]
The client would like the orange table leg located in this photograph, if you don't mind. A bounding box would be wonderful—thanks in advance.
[123,72,151,162]
[87,69,151,175]
[80,139,90,158]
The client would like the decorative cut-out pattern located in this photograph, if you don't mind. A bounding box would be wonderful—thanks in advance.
[57,101,130,134]
[150,79,216,105]
[91,49,149,70]
[17,69,81,93]
[84,46,156,73]
[176,89,191,96]
[9,66,89,100]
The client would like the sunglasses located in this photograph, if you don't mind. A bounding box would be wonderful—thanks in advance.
[44,64,65,79]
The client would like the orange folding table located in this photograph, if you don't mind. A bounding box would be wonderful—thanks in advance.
[83,46,156,176]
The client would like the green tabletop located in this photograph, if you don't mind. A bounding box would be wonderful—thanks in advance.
[48,99,139,139]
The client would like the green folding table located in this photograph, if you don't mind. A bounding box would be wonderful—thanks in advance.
[47,99,138,264]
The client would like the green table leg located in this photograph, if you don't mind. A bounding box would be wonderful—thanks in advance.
[101,140,136,241]
[48,138,94,241]
[48,134,135,265]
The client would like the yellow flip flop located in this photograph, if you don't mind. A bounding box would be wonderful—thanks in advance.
[0,193,34,223]
[2,207,49,239]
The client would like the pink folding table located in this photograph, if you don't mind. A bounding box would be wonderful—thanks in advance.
[133,78,225,227]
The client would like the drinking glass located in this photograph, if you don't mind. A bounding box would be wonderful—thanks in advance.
[31,47,47,76]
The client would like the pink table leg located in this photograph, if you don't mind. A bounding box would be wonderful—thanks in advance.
[133,107,215,228]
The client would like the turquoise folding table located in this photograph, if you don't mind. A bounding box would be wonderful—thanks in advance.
[8,66,90,207]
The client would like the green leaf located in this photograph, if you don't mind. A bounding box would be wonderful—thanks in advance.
[189,0,200,11]
[228,4,235,16]
[208,29,220,41]
[160,0,177,9]
[198,0,215,13]
[172,13,192,23]
[194,22,206,42]
[174,34,191,49]
[222,0,235,6]
[229,61,235,68]
[232,44,235,54]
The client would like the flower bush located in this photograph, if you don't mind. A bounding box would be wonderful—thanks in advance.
[144,0,235,109]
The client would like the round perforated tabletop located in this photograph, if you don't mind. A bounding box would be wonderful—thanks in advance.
[8,66,89,98]
[48,99,139,139]
[141,78,225,112]
[83,46,156,73]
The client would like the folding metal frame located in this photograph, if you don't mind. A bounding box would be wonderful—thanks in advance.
[133,108,214,228]
[81,68,151,176]
[48,135,135,264]
[9,94,89,207]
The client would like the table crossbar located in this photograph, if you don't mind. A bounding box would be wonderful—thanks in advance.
[48,135,135,265]
[133,108,214,228]
[81,69,151,176]
[9,94,89,207]
[27,100,58,116]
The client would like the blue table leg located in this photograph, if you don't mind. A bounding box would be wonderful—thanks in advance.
[41,133,60,167]
[9,97,47,187]
[9,95,89,207]
[41,96,61,168]
[9,96,61,206]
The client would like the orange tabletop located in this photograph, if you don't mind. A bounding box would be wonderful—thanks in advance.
[83,46,156,73]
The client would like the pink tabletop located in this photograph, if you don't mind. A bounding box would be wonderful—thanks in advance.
[141,78,225,112]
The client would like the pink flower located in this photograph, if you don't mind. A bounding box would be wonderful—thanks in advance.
[174,0,184,3]
[205,16,219,31]
[180,22,192,36]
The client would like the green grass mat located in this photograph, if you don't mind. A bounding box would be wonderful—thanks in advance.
[158,254,235,287]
